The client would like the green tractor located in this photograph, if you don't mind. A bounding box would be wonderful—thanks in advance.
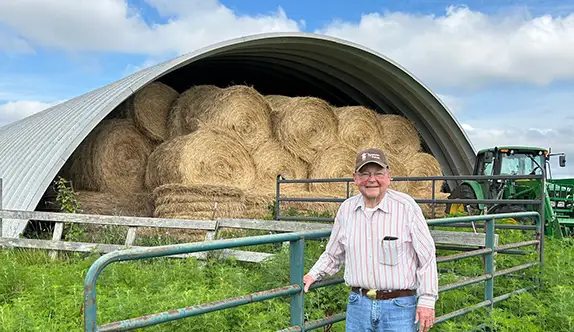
[446,146,574,238]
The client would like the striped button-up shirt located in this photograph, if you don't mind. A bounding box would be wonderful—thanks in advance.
[308,190,439,309]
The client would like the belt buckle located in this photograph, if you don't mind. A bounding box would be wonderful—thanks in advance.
[366,289,377,299]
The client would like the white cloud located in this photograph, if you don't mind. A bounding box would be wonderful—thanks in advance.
[0,100,62,126]
[436,94,462,114]
[2,3,574,87]
[318,6,574,88]
[461,123,475,132]
[0,0,300,56]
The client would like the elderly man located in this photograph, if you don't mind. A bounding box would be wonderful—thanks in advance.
[303,148,438,332]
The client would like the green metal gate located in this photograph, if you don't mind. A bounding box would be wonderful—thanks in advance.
[84,211,542,331]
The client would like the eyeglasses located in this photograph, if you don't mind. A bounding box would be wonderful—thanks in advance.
[357,170,388,180]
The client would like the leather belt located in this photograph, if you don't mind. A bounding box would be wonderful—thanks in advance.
[351,287,415,300]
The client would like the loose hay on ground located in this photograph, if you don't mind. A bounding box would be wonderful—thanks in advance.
[145,128,256,190]
[377,114,421,156]
[252,138,308,193]
[69,119,155,194]
[334,106,383,151]
[308,143,356,196]
[126,82,179,142]
[269,96,339,163]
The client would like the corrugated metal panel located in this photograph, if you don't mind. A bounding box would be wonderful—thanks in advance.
[0,32,475,237]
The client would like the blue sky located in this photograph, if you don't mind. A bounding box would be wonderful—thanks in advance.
[0,0,573,177]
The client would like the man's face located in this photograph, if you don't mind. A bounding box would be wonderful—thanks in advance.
[353,163,391,200]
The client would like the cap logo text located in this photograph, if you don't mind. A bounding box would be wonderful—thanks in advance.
[362,153,381,160]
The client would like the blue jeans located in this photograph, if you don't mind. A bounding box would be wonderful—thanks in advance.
[345,291,418,331]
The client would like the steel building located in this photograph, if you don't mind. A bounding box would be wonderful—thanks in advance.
[0,32,475,237]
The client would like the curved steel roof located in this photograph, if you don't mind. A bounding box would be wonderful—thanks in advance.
[0,32,475,237]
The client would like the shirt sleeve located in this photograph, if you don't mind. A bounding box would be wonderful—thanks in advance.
[409,203,439,309]
[307,206,346,281]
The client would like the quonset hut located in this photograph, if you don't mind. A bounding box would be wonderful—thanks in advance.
[0,32,475,238]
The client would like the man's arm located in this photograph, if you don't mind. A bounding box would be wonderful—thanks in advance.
[409,205,438,309]
[306,209,346,282]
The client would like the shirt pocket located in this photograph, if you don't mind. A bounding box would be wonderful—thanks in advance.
[379,237,402,266]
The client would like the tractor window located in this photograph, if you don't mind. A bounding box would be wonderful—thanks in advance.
[500,153,544,175]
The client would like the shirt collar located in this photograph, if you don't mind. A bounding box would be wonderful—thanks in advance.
[354,192,390,213]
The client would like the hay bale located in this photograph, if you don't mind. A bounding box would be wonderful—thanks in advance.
[145,129,256,190]
[377,114,421,156]
[269,96,339,163]
[405,152,443,197]
[387,154,411,193]
[167,84,221,138]
[75,191,154,217]
[308,143,356,196]
[126,82,179,142]
[252,139,308,193]
[419,192,449,218]
[153,184,246,219]
[69,119,155,194]
[334,106,383,151]
[169,85,273,152]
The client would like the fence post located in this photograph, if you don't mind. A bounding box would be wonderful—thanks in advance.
[276,175,282,221]
[290,237,305,330]
[484,216,495,309]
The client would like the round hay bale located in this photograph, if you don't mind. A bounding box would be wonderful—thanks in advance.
[265,95,291,109]
[127,82,179,142]
[167,84,221,138]
[405,152,443,197]
[145,128,256,190]
[69,119,155,194]
[252,138,308,193]
[334,106,383,151]
[377,114,421,156]
[154,202,246,218]
[153,183,245,205]
[75,191,154,217]
[206,85,273,152]
[387,154,411,193]
[419,192,450,218]
[170,85,273,152]
[270,96,339,163]
[153,184,247,219]
[279,190,342,216]
[308,143,356,196]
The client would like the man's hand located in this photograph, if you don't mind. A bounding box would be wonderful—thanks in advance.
[302,274,315,292]
[415,306,435,332]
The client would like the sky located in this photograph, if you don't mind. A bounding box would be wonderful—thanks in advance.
[0,0,573,177]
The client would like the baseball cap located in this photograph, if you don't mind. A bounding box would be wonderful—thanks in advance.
[355,148,389,172]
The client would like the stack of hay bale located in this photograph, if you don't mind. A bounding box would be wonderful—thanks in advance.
[64,81,446,220]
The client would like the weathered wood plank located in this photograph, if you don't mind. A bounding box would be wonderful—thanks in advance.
[49,222,64,260]
[0,210,217,231]
[218,219,332,232]
[0,237,273,263]
[125,227,137,246]
[430,230,499,247]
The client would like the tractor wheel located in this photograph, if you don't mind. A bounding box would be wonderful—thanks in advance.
[445,184,479,216]
[491,205,537,225]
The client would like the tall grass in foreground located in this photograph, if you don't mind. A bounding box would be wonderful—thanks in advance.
[0,233,573,331]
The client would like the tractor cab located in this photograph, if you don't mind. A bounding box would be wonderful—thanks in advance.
[447,146,573,236]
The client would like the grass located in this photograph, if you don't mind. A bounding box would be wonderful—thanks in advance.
[2,210,574,331]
